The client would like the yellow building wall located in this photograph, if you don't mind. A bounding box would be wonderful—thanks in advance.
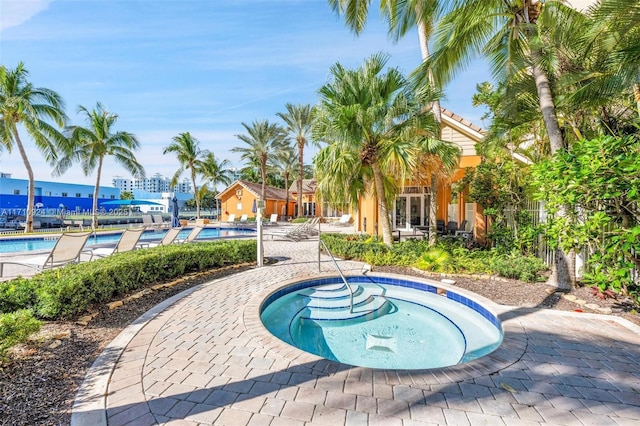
[351,118,486,238]
[218,183,295,222]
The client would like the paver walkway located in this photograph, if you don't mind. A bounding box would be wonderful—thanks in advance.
[71,236,640,426]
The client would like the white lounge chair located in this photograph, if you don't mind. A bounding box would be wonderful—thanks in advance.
[145,227,183,248]
[142,214,156,228]
[335,214,351,226]
[0,232,92,277]
[226,214,236,223]
[176,226,204,243]
[266,213,278,225]
[152,215,169,228]
[239,214,248,223]
[89,227,145,259]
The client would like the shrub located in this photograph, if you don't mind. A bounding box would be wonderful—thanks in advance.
[0,309,41,362]
[490,252,547,282]
[0,240,257,319]
[415,248,455,273]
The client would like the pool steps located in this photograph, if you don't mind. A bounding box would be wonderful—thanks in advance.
[299,283,392,323]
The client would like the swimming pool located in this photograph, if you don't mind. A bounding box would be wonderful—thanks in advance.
[260,275,503,370]
[0,227,255,254]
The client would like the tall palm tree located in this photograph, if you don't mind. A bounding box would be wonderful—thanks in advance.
[271,145,298,218]
[427,0,572,288]
[164,132,207,219]
[276,103,315,218]
[0,62,67,233]
[328,0,447,244]
[54,103,145,229]
[313,53,439,246]
[197,151,232,217]
[232,120,288,201]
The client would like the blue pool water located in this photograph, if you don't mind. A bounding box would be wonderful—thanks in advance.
[261,276,503,370]
[0,227,255,254]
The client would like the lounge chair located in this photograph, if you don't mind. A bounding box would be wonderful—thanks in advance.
[152,215,169,228]
[239,214,248,224]
[266,213,278,225]
[145,227,183,247]
[334,214,351,226]
[266,218,319,241]
[142,214,156,228]
[89,227,145,259]
[226,214,236,223]
[0,232,91,277]
[176,226,204,243]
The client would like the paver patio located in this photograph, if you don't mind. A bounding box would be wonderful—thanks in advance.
[71,233,640,425]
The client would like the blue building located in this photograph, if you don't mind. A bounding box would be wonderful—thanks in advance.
[0,174,120,216]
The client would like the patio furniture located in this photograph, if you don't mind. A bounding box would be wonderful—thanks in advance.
[89,227,145,259]
[0,232,91,277]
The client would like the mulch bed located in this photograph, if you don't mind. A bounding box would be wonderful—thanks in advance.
[0,263,638,425]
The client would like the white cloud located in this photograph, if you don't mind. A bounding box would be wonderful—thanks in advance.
[566,0,598,11]
[0,0,53,32]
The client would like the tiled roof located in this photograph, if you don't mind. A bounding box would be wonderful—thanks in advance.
[288,179,317,194]
[440,107,485,135]
[216,180,291,201]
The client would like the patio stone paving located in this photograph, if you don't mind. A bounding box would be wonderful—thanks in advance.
[71,234,640,425]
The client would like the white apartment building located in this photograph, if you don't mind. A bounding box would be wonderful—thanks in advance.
[112,174,193,194]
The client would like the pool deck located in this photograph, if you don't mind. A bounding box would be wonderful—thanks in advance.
[64,227,640,426]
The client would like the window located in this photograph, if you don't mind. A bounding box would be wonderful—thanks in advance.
[13,190,20,195]
[75,193,81,198]
[62,192,68,197]
[45,191,52,196]
[88,194,93,198]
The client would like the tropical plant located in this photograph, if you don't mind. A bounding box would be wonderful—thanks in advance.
[271,144,298,218]
[232,120,288,201]
[533,135,640,300]
[313,53,439,246]
[163,132,207,219]
[276,103,316,218]
[197,151,231,217]
[425,0,577,288]
[54,103,145,229]
[0,62,67,233]
[328,0,447,244]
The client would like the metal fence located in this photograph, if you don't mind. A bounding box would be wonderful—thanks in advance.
[503,200,639,285]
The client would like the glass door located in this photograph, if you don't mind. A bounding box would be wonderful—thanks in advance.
[395,197,407,229]
[409,196,421,227]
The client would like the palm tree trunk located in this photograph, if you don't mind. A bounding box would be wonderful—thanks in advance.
[12,129,35,233]
[297,139,304,218]
[284,171,290,217]
[372,162,393,246]
[531,58,572,290]
[260,155,267,201]
[192,170,201,219]
[93,157,103,230]
[417,18,443,247]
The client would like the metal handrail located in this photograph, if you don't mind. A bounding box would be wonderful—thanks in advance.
[319,239,354,313]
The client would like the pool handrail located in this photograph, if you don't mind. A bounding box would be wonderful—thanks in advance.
[319,239,354,313]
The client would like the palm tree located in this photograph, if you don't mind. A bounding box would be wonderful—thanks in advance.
[276,103,316,218]
[328,0,447,243]
[54,103,145,229]
[232,120,288,201]
[163,132,207,219]
[0,62,67,233]
[427,0,572,288]
[197,151,232,217]
[313,53,439,246]
[271,145,298,218]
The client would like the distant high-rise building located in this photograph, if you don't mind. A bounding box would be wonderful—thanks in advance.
[112,174,192,194]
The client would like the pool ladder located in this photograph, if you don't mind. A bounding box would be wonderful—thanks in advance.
[319,239,354,314]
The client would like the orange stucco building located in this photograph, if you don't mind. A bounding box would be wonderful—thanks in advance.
[349,108,486,239]
[215,180,296,222]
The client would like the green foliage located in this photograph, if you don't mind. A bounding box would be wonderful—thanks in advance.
[490,252,548,282]
[534,135,640,299]
[0,240,256,319]
[416,248,455,273]
[320,234,546,282]
[291,217,309,223]
[0,309,41,362]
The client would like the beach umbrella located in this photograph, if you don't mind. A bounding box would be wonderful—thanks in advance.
[252,199,257,214]
[171,197,180,227]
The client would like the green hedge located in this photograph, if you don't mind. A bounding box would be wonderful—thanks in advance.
[0,309,41,361]
[320,233,547,282]
[0,240,257,320]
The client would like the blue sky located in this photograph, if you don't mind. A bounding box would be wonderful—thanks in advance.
[1,0,495,187]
